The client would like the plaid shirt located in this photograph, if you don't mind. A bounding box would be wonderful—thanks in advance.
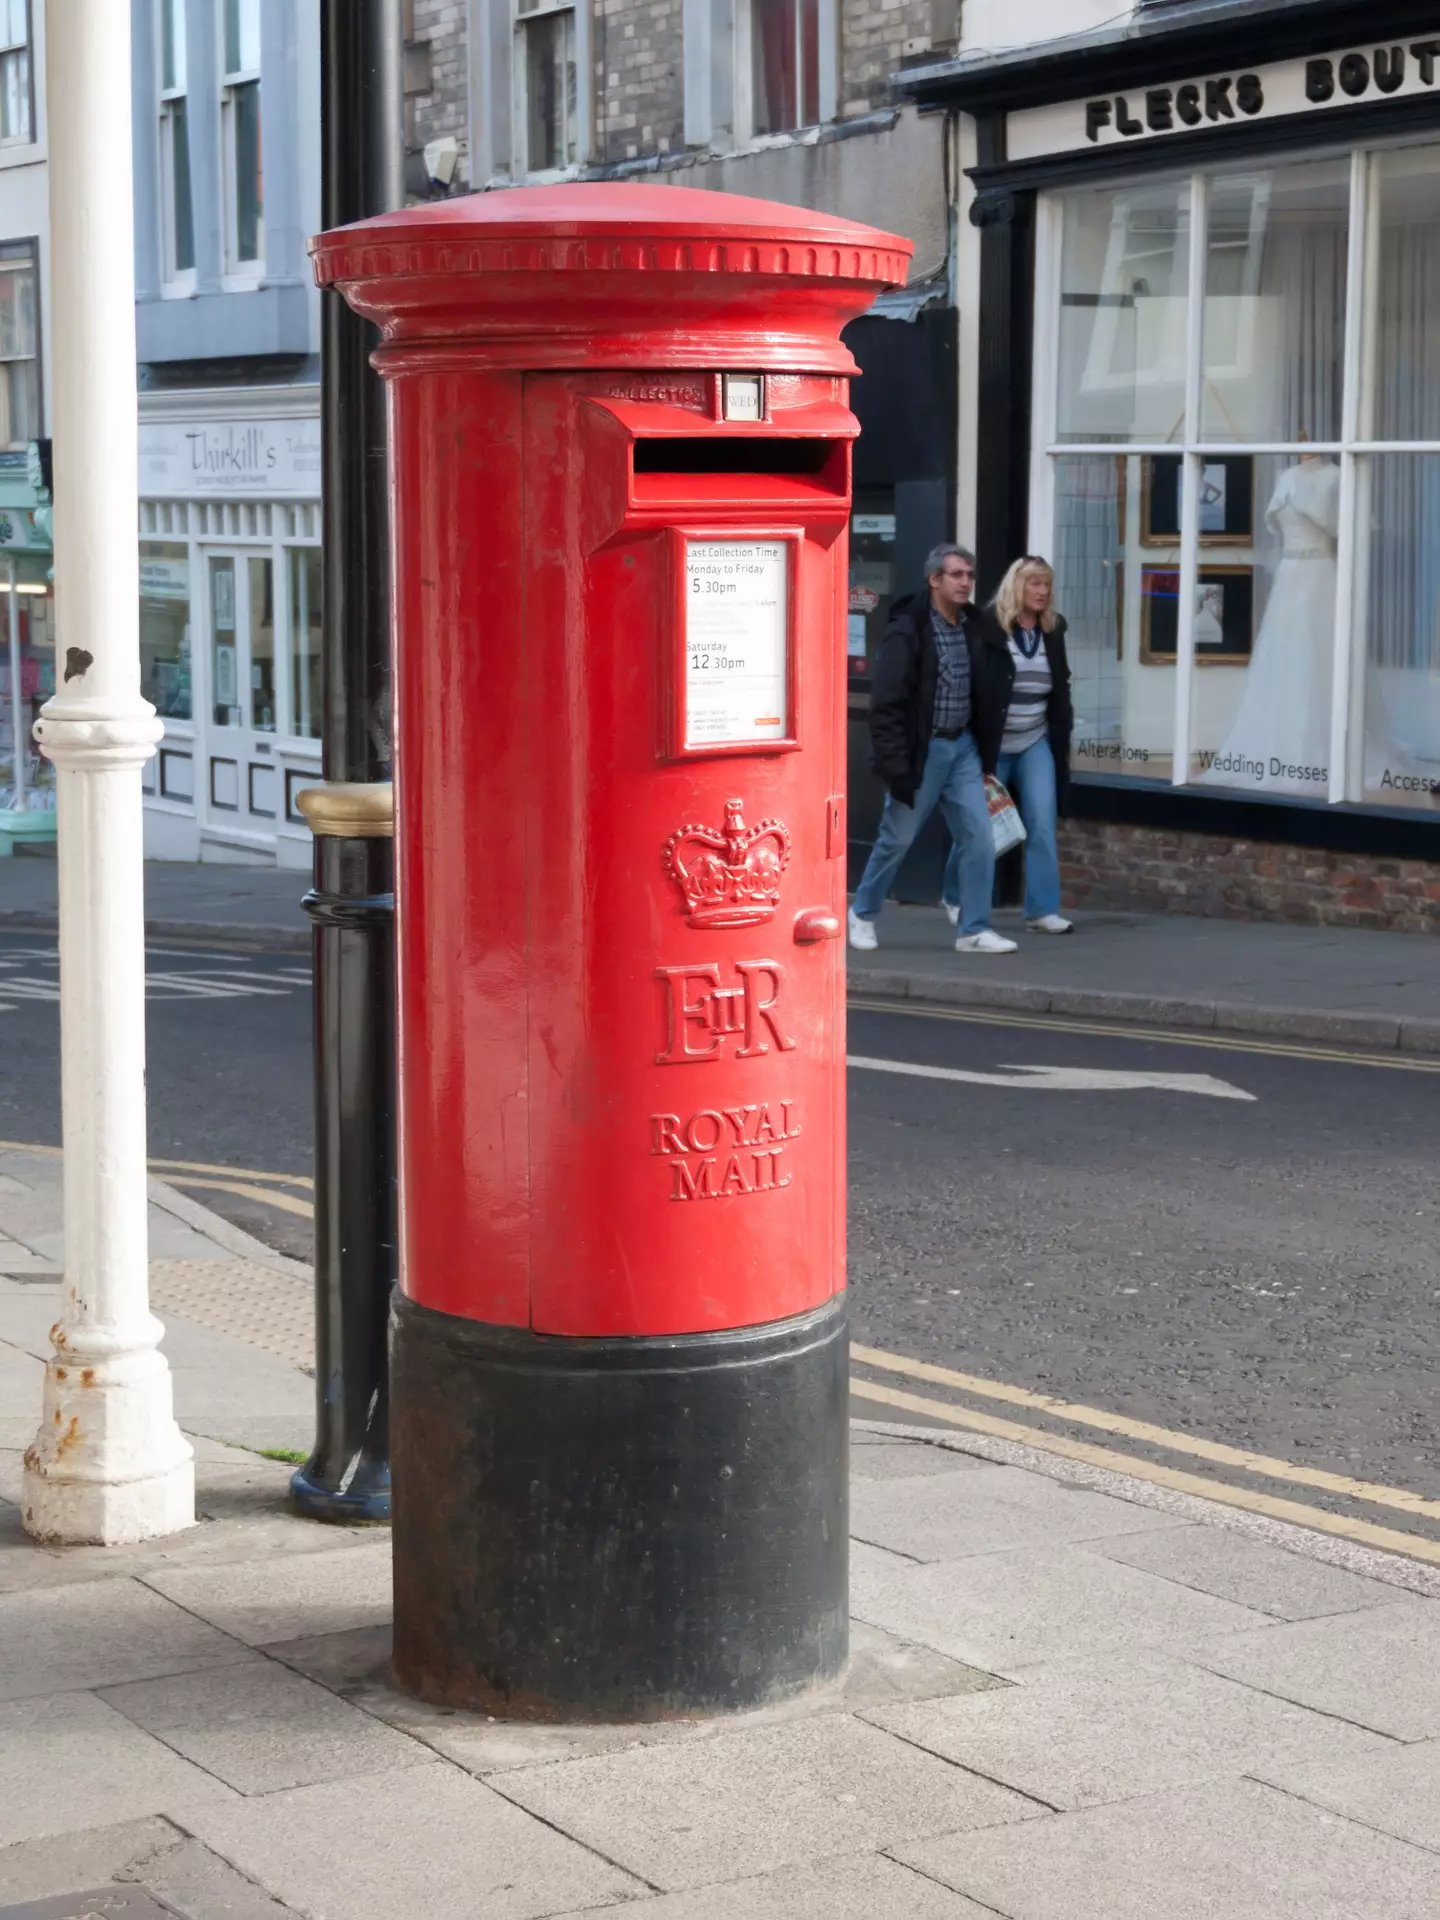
[930,606,972,736]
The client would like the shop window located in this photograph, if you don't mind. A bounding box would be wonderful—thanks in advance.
[209,555,240,726]
[158,0,195,283]
[139,539,193,720]
[248,554,275,731]
[220,0,263,273]
[1056,180,1190,445]
[1370,145,1440,445]
[1357,454,1440,811]
[847,490,895,684]
[0,0,30,144]
[1201,161,1348,444]
[0,567,53,807]
[1037,140,1440,817]
[0,243,39,450]
[1053,456,1168,782]
[288,547,321,740]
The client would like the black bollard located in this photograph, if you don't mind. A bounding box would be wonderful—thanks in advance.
[290,0,404,1524]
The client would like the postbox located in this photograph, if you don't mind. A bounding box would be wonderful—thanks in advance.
[312,185,910,1719]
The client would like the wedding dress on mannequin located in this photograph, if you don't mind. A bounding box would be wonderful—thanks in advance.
[1200,457,1339,788]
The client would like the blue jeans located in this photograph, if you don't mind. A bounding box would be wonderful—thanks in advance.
[943,735,1061,920]
[853,731,996,936]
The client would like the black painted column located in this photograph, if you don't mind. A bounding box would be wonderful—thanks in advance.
[291,0,404,1524]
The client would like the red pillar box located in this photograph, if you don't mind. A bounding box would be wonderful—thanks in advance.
[312,186,909,1719]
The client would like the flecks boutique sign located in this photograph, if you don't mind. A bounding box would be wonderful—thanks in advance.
[1008,38,1440,161]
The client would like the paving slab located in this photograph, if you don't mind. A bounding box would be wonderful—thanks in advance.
[893,1775,1440,1918]
[548,1852,996,1917]
[0,1578,255,1701]
[850,1438,990,1480]
[850,1539,1272,1674]
[1258,1739,1440,1855]
[179,1761,644,1920]
[99,1658,434,1796]
[141,1541,393,1647]
[0,1816,298,1918]
[1195,1598,1440,1739]
[866,1650,1392,1810]
[0,1691,237,1847]
[849,1463,1173,1562]
[496,1711,1042,1891]
[1092,1522,1406,1621]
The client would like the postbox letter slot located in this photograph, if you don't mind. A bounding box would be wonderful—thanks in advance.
[633,437,838,477]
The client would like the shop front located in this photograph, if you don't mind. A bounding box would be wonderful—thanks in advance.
[902,2,1440,930]
[138,390,322,867]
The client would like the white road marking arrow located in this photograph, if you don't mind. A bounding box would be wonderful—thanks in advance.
[847,1057,1256,1101]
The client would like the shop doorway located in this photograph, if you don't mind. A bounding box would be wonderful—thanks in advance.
[204,549,283,837]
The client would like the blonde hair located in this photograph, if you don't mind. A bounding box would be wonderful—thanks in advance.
[993,557,1058,635]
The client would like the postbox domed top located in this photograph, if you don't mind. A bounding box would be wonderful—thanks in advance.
[311,183,913,375]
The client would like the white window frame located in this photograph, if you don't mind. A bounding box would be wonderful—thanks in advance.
[158,0,196,294]
[1033,136,1440,816]
[511,0,589,181]
[219,0,264,285]
[0,0,32,149]
[0,239,39,452]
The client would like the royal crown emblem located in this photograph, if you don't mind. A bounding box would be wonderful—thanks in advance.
[663,799,790,930]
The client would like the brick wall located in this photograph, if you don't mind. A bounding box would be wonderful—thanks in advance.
[841,0,945,115]
[1059,819,1440,936]
[410,0,471,188]
[593,0,685,165]
[407,1,945,179]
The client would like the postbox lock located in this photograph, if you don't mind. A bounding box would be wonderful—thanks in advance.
[663,799,790,930]
[793,909,842,944]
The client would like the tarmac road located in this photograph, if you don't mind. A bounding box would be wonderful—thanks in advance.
[0,926,1436,1537]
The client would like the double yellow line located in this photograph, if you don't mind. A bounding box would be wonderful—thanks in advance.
[0,1139,316,1219]
[851,1344,1440,1566]
[151,1156,315,1220]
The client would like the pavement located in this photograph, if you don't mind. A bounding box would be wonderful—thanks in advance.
[6,1154,1440,1914]
[3,852,1437,1049]
[850,901,1440,1053]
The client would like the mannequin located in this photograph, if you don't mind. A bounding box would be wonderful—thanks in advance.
[1200,442,1339,789]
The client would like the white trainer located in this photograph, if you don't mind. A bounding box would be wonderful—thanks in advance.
[1026,914,1074,935]
[955,929,1018,955]
[943,903,960,927]
[847,907,878,951]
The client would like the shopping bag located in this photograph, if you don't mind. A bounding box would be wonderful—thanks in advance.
[985,775,1027,856]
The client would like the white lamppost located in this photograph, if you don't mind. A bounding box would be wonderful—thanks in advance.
[22,0,193,1543]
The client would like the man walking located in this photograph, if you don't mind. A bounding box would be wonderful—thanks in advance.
[847,544,1016,956]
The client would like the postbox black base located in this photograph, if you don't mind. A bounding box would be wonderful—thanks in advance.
[390,1292,849,1721]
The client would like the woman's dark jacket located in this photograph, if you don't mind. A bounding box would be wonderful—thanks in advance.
[867,592,1005,806]
[975,607,1075,813]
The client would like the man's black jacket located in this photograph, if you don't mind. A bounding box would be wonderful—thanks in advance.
[867,591,1003,806]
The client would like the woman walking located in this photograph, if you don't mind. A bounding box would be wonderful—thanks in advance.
[944,555,1075,934]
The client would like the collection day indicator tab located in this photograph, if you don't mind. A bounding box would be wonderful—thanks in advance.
[684,540,790,748]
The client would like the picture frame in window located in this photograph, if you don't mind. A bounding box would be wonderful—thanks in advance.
[1139,564,1254,666]
[1141,455,1254,547]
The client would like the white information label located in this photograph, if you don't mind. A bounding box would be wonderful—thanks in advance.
[685,541,789,748]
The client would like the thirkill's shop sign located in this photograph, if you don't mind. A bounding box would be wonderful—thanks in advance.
[1082,38,1440,146]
